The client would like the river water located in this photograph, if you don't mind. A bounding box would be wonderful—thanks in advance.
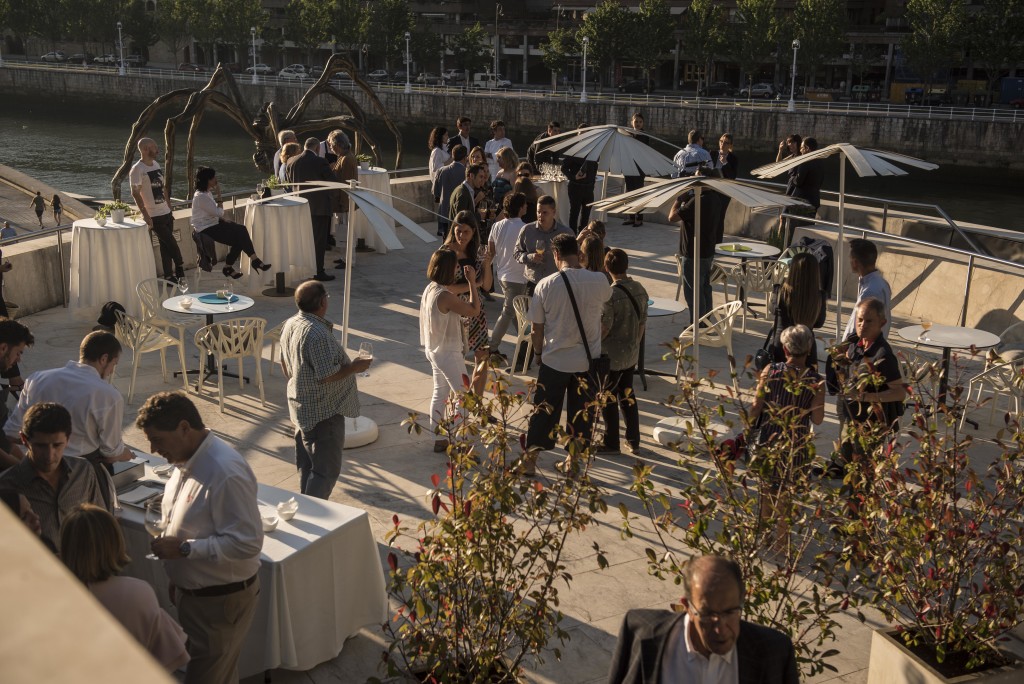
[2,93,1022,231]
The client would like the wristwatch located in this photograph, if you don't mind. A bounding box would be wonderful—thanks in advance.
[179,540,192,558]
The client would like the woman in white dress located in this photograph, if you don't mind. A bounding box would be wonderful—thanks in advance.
[428,127,450,178]
[420,248,481,452]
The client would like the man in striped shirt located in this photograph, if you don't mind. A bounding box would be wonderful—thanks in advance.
[280,281,371,499]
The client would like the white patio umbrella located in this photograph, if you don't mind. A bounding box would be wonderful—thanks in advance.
[535,124,677,198]
[750,144,938,335]
[590,177,810,376]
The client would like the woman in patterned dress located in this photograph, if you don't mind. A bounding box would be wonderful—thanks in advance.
[443,210,493,397]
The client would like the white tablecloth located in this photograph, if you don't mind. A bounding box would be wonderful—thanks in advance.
[118,456,387,678]
[535,176,606,227]
[349,166,394,254]
[244,197,316,286]
[69,218,157,317]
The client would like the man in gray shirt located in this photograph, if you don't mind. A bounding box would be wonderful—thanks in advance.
[512,195,574,295]
[432,144,467,239]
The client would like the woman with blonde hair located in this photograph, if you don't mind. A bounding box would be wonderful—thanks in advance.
[512,161,539,223]
[491,147,518,213]
[277,141,302,183]
[61,504,189,672]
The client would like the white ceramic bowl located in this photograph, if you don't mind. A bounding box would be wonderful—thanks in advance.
[276,501,298,521]
[180,297,194,310]
[261,515,280,532]
[153,464,174,478]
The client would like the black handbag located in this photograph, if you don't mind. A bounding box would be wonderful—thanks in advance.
[754,296,781,372]
[560,272,610,384]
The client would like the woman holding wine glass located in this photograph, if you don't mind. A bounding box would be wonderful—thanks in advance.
[61,503,190,672]
[442,211,493,398]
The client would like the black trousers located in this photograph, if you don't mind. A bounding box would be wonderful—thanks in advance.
[624,175,645,222]
[526,363,596,450]
[151,213,184,278]
[200,220,256,266]
[310,213,332,274]
[567,183,595,234]
[601,368,640,449]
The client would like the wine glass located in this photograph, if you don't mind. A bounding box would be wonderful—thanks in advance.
[225,280,234,311]
[256,181,265,197]
[144,499,167,560]
[535,239,547,259]
[357,342,373,377]
[178,278,189,296]
[920,317,933,341]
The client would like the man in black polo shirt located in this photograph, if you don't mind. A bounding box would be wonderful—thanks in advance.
[827,297,906,477]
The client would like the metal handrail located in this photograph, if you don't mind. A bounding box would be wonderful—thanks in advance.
[1,224,69,307]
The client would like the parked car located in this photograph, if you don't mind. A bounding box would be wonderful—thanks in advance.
[124,55,146,67]
[740,82,775,98]
[94,54,118,64]
[1010,98,1024,109]
[69,52,94,64]
[278,66,307,80]
[921,88,952,106]
[392,70,408,82]
[246,63,274,75]
[367,69,389,81]
[699,81,734,97]
[618,79,651,94]
[472,73,511,89]
[41,51,67,62]
[416,72,440,85]
[177,63,206,73]
[441,69,463,82]
[283,63,307,74]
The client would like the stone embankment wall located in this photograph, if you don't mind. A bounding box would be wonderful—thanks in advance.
[2,66,1022,167]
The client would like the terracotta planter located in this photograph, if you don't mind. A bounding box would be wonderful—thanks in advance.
[867,630,1022,684]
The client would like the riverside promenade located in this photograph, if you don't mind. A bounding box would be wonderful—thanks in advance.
[3,205,1020,683]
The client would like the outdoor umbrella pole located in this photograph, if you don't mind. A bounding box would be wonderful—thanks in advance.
[693,187,702,374]
[835,158,846,337]
[342,184,358,349]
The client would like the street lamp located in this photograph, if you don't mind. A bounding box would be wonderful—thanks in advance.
[580,36,589,103]
[788,38,800,112]
[494,3,502,85]
[117,21,125,76]
[250,27,258,84]
[404,31,411,94]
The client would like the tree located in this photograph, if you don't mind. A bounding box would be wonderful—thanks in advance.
[578,0,631,87]
[541,27,577,91]
[680,0,727,92]
[410,26,443,75]
[448,22,489,80]
[359,0,411,72]
[123,0,159,55]
[629,0,675,87]
[903,0,966,92]
[285,0,332,64]
[969,0,1024,93]
[731,0,781,91]
[212,0,266,64]
[154,0,191,64]
[792,0,846,88]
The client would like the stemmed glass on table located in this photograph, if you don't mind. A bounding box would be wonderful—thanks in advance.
[919,317,933,341]
[256,181,265,199]
[144,499,167,560]
[225,279,234,312]
[357,342,373,377]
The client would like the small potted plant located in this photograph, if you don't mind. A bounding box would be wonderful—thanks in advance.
[94,206,108,226]
[375,372,609,683]
[847,359,1024,683]
[102,200,132,224]
[357,153,373,170]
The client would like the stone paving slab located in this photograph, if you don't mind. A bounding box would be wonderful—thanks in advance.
[10,216,1011,684]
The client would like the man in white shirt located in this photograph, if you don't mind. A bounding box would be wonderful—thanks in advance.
[842,238,892,340]
[487,192,529,360]
[524,234,611,470]
[130,137,185,282]
[608,555,798,684]
[483,119,513,180]
[141,392,263,684]
[673,129,713,177]
[4,331,130,505]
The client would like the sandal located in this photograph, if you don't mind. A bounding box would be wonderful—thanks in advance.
[222,266,243,280]
[252,258,272,272]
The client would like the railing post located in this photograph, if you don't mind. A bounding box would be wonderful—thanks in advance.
[961,255,974,327]
[57,226,67,308]
[881,203,888,234]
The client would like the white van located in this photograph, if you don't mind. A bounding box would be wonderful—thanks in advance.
[473,73,511,89]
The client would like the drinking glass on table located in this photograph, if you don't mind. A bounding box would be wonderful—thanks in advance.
[920,317,933,341]
[178,278,189,296]
[226,280,234,311]
[144,499,167,560]
[357,342,373,377]
[256,181,265,197]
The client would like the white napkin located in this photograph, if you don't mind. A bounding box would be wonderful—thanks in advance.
[119,485,164,506]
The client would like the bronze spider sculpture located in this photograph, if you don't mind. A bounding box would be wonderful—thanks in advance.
[111,54,403,201]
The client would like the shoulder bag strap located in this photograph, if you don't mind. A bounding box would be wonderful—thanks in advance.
[761,286,782,352]
[560,271,593,364]
[614,281,643,320]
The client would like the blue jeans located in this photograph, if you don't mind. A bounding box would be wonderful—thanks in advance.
[682,257,714,324]
[295,413,346,499]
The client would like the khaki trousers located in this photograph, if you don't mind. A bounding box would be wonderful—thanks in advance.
[176,577,260,684]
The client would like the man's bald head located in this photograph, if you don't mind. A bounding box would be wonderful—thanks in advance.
[295,281,327,313]
[681,555,745,603]
[137,137,158,160]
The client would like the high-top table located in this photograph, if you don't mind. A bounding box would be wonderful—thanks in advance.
[896,324,1000,408]
[535,176,606,228]
[163,293,255,385]
[117,453,387,680]
[713,241,781,319]
[244,196,316,296]
[349,166,395,254]
[69,217,156,317]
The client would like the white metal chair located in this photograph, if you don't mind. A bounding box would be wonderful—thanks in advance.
[510,295,533,375]
[676,300,743,393]
[194,317,266,412]
[724,259,788,332]
[263,320,285,376]
[960,359,1024,429]
[113,310,188,404]
[136,277,189,347]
